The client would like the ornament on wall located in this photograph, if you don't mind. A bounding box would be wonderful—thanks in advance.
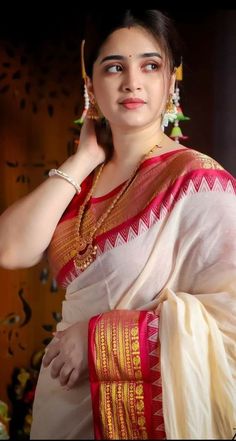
[0,287,32,357]
[0,37,82,118]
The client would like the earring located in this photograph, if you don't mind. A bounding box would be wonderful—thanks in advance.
[74,40,101,125]
[74,40,88,125]
[74,40,96,125]
[161,94,177,131]
[86,95,100,120]
[74,82,89,125]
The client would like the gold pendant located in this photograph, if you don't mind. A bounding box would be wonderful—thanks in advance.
[77,236,89,252]
[74,240,98,270]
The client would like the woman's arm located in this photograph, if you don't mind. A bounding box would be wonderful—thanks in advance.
[0,119,105,269]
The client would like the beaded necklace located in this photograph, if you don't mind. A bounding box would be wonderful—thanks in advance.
[73,141,164,271]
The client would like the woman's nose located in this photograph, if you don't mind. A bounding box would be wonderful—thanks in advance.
[122,69,142,92]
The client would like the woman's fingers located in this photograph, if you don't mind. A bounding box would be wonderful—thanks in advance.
[58,363,74,386]
[66,368,80,390]
[50,355,65,379]
[42,340,60,367]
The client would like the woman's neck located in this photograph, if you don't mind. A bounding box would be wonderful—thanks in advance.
[110,124,165,167]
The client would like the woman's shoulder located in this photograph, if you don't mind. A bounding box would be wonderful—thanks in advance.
[163,146,236,202]
[145,145,236,203]
[175,146,225,172]
[163,146,236,192]
[147,145,228,183]
[149,139,226,176]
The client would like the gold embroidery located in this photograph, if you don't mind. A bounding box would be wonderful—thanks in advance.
[131,326,138,337]
[132,341,139,351]
[48,148,225,283]
[191,151,223,170]
[94,311,148,439]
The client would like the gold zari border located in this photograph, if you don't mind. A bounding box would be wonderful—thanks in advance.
[94,311,148,439]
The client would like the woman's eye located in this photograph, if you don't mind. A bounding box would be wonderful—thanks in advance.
[106,65,123,73]
[144,63,159,71]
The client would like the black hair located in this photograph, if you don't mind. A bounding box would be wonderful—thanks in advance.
[83,9,182,77]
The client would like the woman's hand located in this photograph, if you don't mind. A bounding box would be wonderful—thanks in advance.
[75,117,106,169]
[42,321,88,389]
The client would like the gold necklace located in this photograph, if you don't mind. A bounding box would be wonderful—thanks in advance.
[73,140,164,271]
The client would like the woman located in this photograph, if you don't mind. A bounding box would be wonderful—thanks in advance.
[0,9,235,440]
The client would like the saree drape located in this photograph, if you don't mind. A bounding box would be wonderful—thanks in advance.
[30,148,236,439]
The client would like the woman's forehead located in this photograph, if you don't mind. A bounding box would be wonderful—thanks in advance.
[96,26,163,61]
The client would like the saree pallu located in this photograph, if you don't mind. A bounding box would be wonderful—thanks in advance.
[89,310,165,440]
[31,148,236,440]
[88,292,236,440]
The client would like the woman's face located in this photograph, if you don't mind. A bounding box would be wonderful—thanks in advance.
[90,26,175,130]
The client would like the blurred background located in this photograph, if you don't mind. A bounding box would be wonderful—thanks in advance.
[0,5,236,439]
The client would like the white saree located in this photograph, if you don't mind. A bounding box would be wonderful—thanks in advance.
[30,148,236,439]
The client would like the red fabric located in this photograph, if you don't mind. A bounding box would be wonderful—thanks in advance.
[88,310,166,440]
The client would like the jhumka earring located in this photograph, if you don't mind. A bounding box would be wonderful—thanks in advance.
[86,95,100,120]
[74,40,100,125]
[161,94,177,131]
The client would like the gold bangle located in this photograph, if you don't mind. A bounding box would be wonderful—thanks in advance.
[48,169,81,194]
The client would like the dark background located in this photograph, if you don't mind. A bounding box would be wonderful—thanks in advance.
[1,5,236,175]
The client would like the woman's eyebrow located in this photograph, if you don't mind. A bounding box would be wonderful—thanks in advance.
[141,52,162,59]
[100,55,124,63]
[100,52,163,64]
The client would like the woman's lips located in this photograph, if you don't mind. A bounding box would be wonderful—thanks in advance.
[120,100,146,110]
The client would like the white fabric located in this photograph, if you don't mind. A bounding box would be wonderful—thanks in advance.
[31,185,236,439]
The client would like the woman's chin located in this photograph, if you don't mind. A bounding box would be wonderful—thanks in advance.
[113,115,154,130]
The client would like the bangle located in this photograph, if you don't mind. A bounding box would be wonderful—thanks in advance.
[48,169,81,194]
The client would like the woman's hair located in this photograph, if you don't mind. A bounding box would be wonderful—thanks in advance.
[83,9,182,77]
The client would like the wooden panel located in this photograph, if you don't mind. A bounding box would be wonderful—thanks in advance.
[0,40,82,413]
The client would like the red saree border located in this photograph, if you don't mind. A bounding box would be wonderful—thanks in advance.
[95,169,236,248]
[91,148,187,204]
[146,313,166,438]
[138,147,187,171]
[88,310,165,440]
[57,168,236,286]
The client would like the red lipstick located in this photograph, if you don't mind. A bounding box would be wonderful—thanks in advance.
[120,98,146,109]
